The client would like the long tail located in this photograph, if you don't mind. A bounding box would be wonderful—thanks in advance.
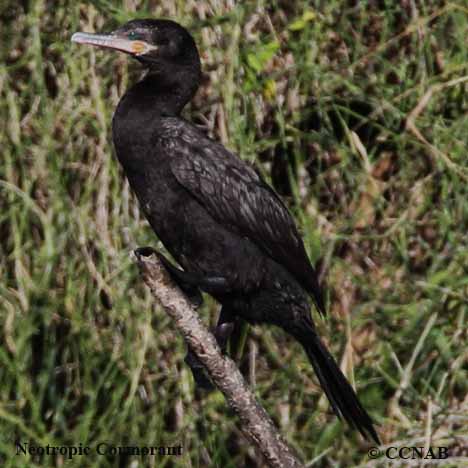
[291,323,380,444]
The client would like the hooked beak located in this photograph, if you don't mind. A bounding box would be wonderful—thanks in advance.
[71,32,157,56]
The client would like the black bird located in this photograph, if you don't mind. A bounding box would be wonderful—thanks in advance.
[72,19,379,444]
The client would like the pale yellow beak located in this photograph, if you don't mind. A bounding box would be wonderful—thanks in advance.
[71,32,157,56]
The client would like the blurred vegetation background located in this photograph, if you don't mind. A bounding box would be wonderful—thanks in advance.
[1,0,467,466]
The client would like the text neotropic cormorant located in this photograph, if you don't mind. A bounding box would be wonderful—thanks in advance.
[72,19,379,443]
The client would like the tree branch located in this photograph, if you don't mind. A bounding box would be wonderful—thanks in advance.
[133,249,304,468]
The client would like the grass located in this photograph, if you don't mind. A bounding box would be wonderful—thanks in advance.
[1,0,467,466]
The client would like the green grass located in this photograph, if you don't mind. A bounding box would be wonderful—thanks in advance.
[1,1,467,466]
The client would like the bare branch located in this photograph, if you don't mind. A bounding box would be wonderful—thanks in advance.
[133,250,304,468]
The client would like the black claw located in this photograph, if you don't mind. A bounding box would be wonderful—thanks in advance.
[185,308,237,392]
[214,322,235,348]
[184,351,214,390]
[134,246,157,259]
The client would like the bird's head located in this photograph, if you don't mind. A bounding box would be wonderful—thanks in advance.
[71,19,201,76]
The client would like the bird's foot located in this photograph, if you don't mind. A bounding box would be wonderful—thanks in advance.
[134,246,157,259]
[185,321,235,391]
[134,247,204,308]
[135,247,236,391]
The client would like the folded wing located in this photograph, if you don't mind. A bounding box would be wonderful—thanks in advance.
[164,119,325,314]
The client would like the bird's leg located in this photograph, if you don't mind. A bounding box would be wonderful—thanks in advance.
[185,307,236,390]
[135,247,204,308]
[138,247,231,296]
[167,268,230,295]
[135,247,237,390]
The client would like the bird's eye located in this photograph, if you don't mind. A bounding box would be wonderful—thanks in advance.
[128,31,142,40]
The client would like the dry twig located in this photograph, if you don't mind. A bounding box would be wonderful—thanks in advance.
[133,249,304,468]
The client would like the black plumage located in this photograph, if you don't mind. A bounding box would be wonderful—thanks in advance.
[72,19,379,444]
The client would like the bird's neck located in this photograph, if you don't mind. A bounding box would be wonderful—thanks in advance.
[119,69,199,119]
[112,68,200,171]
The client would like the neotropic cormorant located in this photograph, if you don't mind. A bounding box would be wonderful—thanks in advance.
[72,19,379,444]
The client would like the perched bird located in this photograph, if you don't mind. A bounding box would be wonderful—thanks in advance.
[72,19,379,443]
